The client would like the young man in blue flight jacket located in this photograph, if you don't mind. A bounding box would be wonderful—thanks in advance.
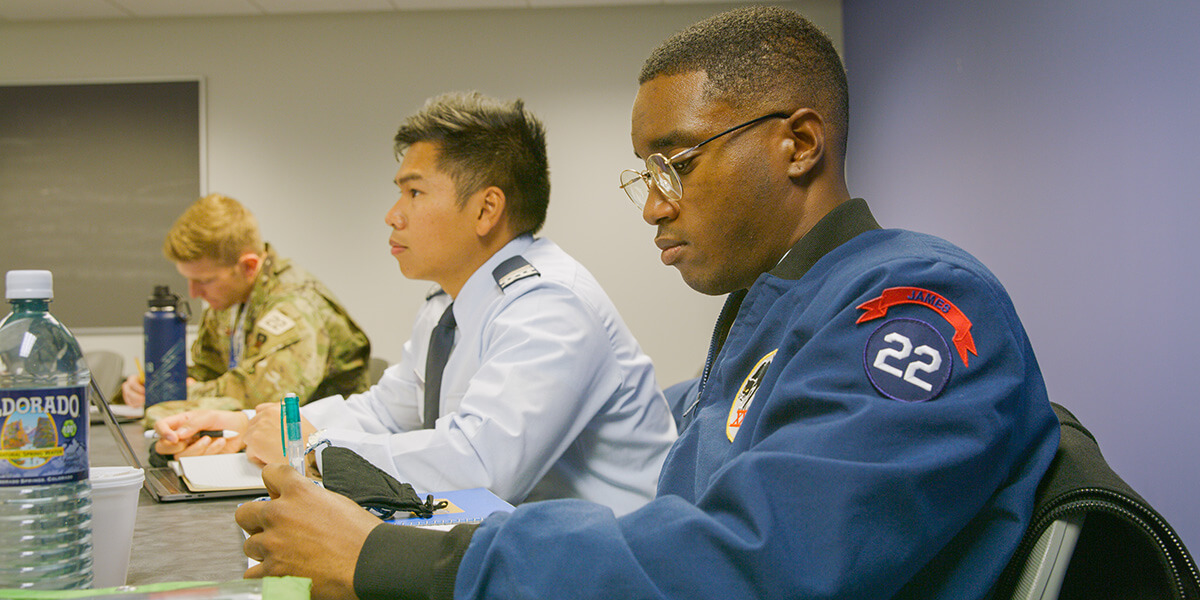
[236,7,1060,599]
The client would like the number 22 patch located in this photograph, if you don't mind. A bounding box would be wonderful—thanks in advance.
[863,318,951,402]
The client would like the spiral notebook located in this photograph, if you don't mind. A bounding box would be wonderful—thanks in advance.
[386,487,514,529]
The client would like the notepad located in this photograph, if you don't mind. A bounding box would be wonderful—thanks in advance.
[387,487,514,528]
[173,453,267,493]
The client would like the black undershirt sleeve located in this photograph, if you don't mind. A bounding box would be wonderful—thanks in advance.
[354,522,479,600]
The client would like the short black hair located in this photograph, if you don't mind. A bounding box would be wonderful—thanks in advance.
[639,5,849,156]
[394,92,551,236]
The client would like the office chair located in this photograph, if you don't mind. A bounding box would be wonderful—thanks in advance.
[1008,514,1084,600]
[992,403,1200,600]
[369,356,390,386]
[84,349,125,399]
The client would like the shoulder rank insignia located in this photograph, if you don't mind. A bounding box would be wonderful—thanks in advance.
[492,256,540,290]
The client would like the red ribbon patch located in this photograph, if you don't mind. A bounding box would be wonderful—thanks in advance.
[856,287,978,367]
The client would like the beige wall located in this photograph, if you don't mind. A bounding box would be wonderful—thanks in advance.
[0,1,841,389]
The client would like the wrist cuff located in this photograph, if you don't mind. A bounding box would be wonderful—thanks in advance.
[354,522,477,600]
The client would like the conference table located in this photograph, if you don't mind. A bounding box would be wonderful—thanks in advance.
[89,418,250,585]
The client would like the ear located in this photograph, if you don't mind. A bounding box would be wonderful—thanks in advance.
[236,252,262,282]
[784,108,826,181]
[474,186,507,237]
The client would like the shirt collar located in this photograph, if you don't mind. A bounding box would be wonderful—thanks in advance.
[244,243,279,309]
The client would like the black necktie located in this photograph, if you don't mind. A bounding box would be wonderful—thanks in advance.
[423,303,456,429]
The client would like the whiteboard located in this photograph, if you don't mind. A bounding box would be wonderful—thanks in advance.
[0,79,204,330]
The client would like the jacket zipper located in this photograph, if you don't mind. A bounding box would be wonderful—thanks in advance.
[684,291,745,421]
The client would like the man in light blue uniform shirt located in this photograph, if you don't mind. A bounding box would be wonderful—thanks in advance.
[154,92,675,515]
[299,232,671,513]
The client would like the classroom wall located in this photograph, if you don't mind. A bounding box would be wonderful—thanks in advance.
[0,1,842,391]
[9,0,1193,569]
[843,0,1200,550]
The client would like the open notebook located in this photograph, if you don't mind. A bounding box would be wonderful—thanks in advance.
[173,454,266,492]
[90,378,266,502]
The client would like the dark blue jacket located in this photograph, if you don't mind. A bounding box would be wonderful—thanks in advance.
[360,199,1061,600]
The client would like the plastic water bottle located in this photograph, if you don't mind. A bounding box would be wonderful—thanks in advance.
[143,285,188,407]
[0,270,93,589]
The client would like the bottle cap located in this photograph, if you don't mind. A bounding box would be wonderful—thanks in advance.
[6,270,53,300]
[149,285,178,309]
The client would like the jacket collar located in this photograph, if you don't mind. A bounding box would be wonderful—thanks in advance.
[769,198,880,281]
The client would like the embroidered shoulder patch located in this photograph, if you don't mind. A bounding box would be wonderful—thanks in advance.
[257,309,296,337]
[856,287,977,367]
[863,318,952,402]
[727,350,776,442]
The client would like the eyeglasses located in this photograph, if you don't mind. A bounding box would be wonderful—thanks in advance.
[619,112,791,209]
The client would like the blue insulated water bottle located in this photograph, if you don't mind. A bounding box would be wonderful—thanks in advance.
[143,285,188,407]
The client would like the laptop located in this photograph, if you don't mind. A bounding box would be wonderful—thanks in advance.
[90,378,266,502]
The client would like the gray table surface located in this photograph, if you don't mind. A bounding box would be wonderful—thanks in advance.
[89,417,250,585]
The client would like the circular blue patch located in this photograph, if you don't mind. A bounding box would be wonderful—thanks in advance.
[863,318,952,402]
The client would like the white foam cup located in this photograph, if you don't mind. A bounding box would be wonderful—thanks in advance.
[89,466,145,588]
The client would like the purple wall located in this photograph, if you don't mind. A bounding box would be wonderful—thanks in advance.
[843,0,1200,550]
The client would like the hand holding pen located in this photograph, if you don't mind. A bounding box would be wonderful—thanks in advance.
[241,399,317,469]
[119,360,148,408]
[281,393,306,476]
[151,409,249,457]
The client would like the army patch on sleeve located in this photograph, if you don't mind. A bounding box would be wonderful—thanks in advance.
[727,350,776,441]
[257,309,296,337]
[863,318,952,402]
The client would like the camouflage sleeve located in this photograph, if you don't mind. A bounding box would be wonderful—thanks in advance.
[187,296,331,409]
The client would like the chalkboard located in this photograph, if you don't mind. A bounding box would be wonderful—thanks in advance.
[0,79,203,330]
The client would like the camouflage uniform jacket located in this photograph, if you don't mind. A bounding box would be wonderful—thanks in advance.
[186,245,371,409]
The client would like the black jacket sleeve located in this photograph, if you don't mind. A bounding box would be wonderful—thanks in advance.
[354,522,478,600]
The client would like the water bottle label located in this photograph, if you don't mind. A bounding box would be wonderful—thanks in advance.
[0,385,89,487]
[144,311,188,406]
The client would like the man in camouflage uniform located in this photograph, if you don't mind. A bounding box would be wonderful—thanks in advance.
[119,194,371,426]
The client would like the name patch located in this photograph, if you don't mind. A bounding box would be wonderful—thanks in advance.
[856,287,977,367]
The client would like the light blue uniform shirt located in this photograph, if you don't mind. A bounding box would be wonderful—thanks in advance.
[302,235,676,515]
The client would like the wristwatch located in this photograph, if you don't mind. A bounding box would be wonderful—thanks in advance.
[305,429,332,455]
[304,430,332,476]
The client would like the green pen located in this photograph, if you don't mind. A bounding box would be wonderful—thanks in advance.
[281,392,304,475]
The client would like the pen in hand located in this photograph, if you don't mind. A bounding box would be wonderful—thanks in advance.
[282,392,305,476]
[144,429,239,440]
